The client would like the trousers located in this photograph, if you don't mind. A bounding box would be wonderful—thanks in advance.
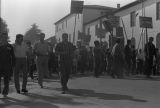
[14,58,27,90]
[59,60,72,90]
[36,56,49,86]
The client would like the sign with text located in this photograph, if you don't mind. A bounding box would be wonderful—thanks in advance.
[107,15,120,27]
[139,16,153,28]
[115,27,123,37]
[103,20,113,33]
[96,28,107,39]
[70,1,84,14]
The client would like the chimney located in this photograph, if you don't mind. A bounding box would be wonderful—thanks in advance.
[117,4,120,8]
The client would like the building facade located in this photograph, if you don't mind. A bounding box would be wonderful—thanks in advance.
[114,0,160,49]
[54,5,116,46]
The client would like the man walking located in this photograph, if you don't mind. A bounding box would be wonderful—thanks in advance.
[13,34,28,93]
[33,33,49,88]
[55,33,74,94]
[0,32,15,97]
[144,37,156,78]
[93,40,103,77]
[111,39,124,78]
[26,41,35,80]
[124,40,132,76]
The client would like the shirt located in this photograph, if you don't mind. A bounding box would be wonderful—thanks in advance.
[144,42,156,58]
[0,43,15,65]
[55,41,74,61]
[33,41,49,56]
[111,43,118,56]
[0,43,15,76]
[14,42,28,58]
[137,52,145,60]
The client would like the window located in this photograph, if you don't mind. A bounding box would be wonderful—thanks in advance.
[88,27,90,35]
[62,23,64,29]
[130,11,136,27]
[156,2,160,20]
[95,24,98,29]
[78,14,79,19]
[56,25,58,32]
[69,34,71,42]
[95,24,98,35]
[66,20,67,28]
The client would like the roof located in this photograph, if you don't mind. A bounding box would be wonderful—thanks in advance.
[114,0,146,13]
[45,36,55,41]
[84,15,108,26]
[84,5,116,10]
[54,13,72,25]
[54,5,116,25]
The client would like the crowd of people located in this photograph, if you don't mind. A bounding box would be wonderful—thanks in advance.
[0,32,160,97]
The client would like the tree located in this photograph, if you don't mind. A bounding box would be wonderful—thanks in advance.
[24,23,42,44]
[0,17,9,34]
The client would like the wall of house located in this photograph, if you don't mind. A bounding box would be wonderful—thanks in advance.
[55,14,83,45]
[115,0,160,49]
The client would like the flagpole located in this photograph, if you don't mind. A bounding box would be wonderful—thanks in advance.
[0,0,1,93]
[73,14,77,45]
[0,0,1,34]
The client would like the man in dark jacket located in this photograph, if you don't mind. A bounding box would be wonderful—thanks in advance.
[144,37,156,78]
[55,33,74,94]
[124,40,132,76]
[0,32,15,97]
[111,39,124,78]
[93,40,103,77]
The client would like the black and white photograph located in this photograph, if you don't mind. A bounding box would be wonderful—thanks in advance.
[0,0,160,108]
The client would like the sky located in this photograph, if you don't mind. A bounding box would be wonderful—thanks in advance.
[1,0,136,43]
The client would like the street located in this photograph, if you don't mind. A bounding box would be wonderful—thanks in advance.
[0,74,160,108]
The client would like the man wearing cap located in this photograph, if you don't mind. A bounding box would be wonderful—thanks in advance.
[55,33,74,94]
[0,33,15,97]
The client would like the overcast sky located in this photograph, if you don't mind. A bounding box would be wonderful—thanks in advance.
[1,0,136,43]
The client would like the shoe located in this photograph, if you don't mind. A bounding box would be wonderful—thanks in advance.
[3,94,8,98]
[30,76,34,80]
[21,89,28,93]
[41,85,43,88]
[65,86,69,91]
[146,76,152,79]
[39,84,43,88]
[61,91,66,94]
[17,90,20,94]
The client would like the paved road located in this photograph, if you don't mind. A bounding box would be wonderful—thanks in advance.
[0,75,160,108]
